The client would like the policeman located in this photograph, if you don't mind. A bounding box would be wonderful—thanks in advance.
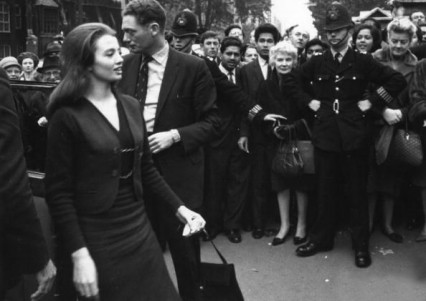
[294,3,406,268]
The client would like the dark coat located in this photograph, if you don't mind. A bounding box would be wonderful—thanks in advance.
[0,70,49,295]
[203,60,246,148]
[44,93,184,254]
[118,47,218,209]
[239,58,268,144]
[297,48,407,152]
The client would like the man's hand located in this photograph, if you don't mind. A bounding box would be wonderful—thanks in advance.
[382,108,402,125]
[308,100,321,112]
[72,248,99,299]
[238,136,249,153]
[357,99,372,112]
[148,131,175,154]
[31,259,56,301]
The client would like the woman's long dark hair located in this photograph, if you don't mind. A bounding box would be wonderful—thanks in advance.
[47,23,116,118]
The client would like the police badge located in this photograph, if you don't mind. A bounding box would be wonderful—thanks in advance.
[177,16,187,26]
[327,5,339,21]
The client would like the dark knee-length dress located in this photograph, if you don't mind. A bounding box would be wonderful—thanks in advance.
[45,95,182,301]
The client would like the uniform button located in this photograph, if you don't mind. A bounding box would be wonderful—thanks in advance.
[112,170,118,177]
[353,76,356,80]
[335,87,339,91]
[335,75,339,79]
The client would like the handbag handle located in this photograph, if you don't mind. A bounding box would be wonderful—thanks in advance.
[300,119,312,139]
[204,230,228,264]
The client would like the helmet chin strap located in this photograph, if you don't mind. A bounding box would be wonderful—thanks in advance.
[328,28,350,50]
[172,37,195,54]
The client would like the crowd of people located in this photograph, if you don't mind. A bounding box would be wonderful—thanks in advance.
[3,0,426,300]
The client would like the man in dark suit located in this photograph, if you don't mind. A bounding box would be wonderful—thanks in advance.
[0,69,56,299]
[119,1,218,300]
[239,23,281,239]
[294,3,407,268]
[203,36,250,243]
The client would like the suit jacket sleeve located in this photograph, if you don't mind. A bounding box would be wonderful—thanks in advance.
[177,59,219,153]
[139,122,184,211]
[0,73,49,276]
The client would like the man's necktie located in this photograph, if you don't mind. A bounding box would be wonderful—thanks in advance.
[135,56,153,107]
[228,71,234,84]
[267,65,272,80]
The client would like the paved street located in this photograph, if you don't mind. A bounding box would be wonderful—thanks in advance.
[165,228,426,301]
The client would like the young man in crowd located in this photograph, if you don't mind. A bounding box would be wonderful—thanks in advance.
[204,36,250,244]
[294,2,406,268]
[200,31,221,64]
[239,23,281,239]
[304,38,329,61]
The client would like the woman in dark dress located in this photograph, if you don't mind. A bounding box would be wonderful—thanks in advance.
[257,41,311,246]
[44,23,205,300]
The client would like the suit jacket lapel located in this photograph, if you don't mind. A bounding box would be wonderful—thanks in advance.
[253,59,264,83]
[155,47,179,120]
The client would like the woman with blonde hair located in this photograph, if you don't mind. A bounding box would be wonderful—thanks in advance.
[368,18,418,242]
[258,41,312,246]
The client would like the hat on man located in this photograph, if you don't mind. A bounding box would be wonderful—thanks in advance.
[37,55,61,73]
[324,2,353,31]
[171,10,198,37]
[0,56,21,70]
[44,41,62,57]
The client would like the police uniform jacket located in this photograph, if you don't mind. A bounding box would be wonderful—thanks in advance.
[297,48,407,152]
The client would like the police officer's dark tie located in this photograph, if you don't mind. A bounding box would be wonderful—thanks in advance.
[334,52,341,66]
[135,55,153,107]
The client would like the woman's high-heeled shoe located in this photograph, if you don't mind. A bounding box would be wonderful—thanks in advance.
[293,235,307,245]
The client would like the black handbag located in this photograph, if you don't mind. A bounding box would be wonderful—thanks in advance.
[385,120,423,169]
[271,125,304,177]
[199,239,244,301]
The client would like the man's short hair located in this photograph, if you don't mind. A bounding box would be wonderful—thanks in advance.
[224,24,243,37]
[200,31,220,44]
[254,23,280,43]
[123,0,166,31]
[220,36,242,53]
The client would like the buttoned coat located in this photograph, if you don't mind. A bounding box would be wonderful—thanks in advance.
[297,48,407,152]
[118,48,218,209]
[0,70,48,294]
